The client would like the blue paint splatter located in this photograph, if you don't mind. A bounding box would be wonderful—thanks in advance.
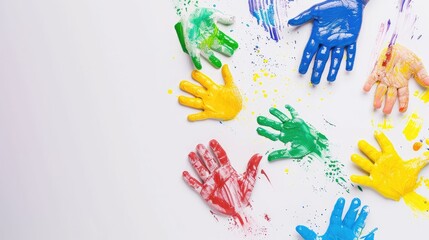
[248,0,288,41]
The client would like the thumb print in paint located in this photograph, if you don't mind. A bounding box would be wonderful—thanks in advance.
[178,64,242,122]
[351,131,429,213]
[182,139,262,225]
[256,105,347,189]
[296,197,376,240]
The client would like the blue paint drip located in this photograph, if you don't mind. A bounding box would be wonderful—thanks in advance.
[360,228,378,240]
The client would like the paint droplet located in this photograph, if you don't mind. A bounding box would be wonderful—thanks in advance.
[358,186,363,192]
[426,139,429,145]
[284,168,289,174]
[413,142,423,151]
[264,213,271,222]
[168,89,173,94]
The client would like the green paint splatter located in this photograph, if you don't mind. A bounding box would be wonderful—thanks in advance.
[358,186,363,192]
[257,104,348,191]
[173,0,199,17]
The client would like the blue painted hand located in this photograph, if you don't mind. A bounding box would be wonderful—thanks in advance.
[296,198,376,240]
[288,0,367,85]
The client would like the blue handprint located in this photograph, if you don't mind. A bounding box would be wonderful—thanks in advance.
[296,197,377,240]
[288,0,368,85]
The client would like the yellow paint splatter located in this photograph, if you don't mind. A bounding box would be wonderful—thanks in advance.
[424,178,429,189]
[297,98,302,102]
[263,59,269,63]
[284,168,289,174]
[426,139,429,145]
[253,73,260,82]
[403,112,423,141]
[168,89,173,94]
[377,118,394,130]
[417,90,429,103]
[413,142,423,151]
[403,191,429,214]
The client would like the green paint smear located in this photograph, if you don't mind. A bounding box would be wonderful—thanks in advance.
[257,105,349,191]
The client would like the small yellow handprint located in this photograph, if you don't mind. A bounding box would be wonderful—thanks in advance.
[178,64,242,121]
[351,131,429,213]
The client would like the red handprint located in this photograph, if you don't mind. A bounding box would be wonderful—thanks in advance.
[182,139,262,225]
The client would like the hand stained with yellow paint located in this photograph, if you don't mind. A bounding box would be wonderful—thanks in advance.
[364,44,429,114]
[351,131,429,213]
[178,64,242,121]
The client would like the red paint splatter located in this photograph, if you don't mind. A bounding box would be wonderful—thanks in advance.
[264,213,271,222]
[261,169,271,184]
[210,210,219,222]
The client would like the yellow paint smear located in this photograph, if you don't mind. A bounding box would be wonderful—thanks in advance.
[403,112,423,141]
[403,191,429,214]
[424,179,429,189]
[418,90,429,103]
[378,118,394,130]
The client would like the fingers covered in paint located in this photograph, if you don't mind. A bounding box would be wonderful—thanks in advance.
[364,44,429,114]
[182,140,261,223]
[178,64,242,121]
[351,131,429,201]
[174,8,238,69]
[288,0,365,84]
[257,105,329,162]
[296,198,373,240]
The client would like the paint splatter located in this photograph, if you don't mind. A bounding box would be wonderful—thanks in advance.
[377,118,394,130]
[413,141,423,151]
[264,213,271,222]
[415,90,429,103]
[248,0,289,41]
[403,112,423,141]
[260,169,271,184]
[168,89,173,94]
[173,0,199,16]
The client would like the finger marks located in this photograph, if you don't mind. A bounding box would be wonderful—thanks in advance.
[374,131,395,153]
[343,198,361,228]
[383,87,397,114]
[311,45,330,85]
[330,197,346,225]
[188,112,209,121]
[180,80,207,98]
[269,107,289,122]
[398,86,409,113]
[183,171,203,192]
[350,175,373,187]
[353,205,370,235]
[178,96,204,109]
[209,139,230,166]
[196,144,218,172]
[373,83,387,109]
[221,64,234,86]
[327,47,344,82]
[188,151,210,181]
[346,43,356,71]
[357,140,381,162]
[256,116,282,130]
[191,70,217,90]
[298,38,319,74]
[351,154,374,173]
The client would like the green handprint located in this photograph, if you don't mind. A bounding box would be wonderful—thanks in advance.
[257,105,329,161]
[175,8,239,70]
[257,105,348,189]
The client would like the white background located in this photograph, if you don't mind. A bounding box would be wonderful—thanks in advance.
[1,0,429,239]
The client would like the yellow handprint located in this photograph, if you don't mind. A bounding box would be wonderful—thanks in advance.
[364,44,429,114]
[351,131,429,213]
[178,64,242,121]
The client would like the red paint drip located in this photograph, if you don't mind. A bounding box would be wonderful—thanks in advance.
[264,213,271,222]
[261,169,271,184]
